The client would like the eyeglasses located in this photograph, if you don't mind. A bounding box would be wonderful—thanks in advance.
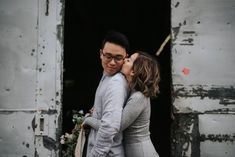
[101,50,126,63]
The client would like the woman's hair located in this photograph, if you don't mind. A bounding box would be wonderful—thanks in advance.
[130,51,160,98]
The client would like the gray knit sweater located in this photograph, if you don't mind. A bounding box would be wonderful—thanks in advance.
[85,72,129,157]
[84,90,151,145]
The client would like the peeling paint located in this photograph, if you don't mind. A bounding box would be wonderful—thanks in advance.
[56,112,62,148]
[43,136,58,150]
[175,2,180,8]
[182,38,193,43]
[174,85,235,105]
[32,117,37,131]
[171,0,235,155]
[26,143,30,148]
[0,0,64,156]
[34,149,39,157]
[0,110,36,114]
[172,26,180,42]
[179,43,194,46]
[200,134,235,142]
[182,31,195,34]
[41,109,58,115]
[205,108,235,114]
[45,0,49,16]
[57,25,64,46]
[171,114,200,157]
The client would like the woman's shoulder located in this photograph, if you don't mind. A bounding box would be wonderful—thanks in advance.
[127,91,149,107]
[130,90,146,99]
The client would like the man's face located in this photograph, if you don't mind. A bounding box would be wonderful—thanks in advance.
[100,42,127,75]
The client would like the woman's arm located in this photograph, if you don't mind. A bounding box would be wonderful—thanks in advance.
[84,92,146,131]
[120,92,146,130]
[83,116,100,130]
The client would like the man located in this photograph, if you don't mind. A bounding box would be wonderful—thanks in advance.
[84,30,130,157]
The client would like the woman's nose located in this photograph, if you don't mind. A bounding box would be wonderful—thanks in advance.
[124,58,128,62]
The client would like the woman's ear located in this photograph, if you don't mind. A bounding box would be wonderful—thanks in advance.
[130,70,135,77]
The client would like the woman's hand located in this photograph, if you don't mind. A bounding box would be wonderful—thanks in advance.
[89,107,94,114]
[81,112,92,134]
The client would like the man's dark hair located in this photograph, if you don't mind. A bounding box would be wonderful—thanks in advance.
[101,30,130,53]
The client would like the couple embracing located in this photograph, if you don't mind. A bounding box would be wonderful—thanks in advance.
[82,30,160,157]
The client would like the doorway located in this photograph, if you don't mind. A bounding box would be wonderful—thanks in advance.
[63,1,171,156]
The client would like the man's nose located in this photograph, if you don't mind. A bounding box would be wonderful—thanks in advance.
[110,58,116,64]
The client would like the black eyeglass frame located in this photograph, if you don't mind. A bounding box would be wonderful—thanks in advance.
[100,50,127,63]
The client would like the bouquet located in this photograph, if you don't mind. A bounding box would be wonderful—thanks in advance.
[60,110,85,157]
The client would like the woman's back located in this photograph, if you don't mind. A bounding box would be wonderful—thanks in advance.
[122,91,159,157]
[123,91,151,143]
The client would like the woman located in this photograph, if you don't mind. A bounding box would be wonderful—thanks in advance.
[83,51,160,157]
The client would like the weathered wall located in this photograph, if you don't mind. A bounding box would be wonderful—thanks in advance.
[171,0,235,156]
[0,0,64,156]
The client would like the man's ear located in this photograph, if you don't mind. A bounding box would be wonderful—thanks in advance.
[100,49,103,59]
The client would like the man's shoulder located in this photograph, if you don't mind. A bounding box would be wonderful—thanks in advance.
[109,72,128,87]
[111,72,125,79]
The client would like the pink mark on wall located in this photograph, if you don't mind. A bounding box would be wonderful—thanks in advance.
[182,67,190,75]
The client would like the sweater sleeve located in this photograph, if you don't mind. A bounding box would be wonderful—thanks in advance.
[120,92,146,131]
[83,116,100,130]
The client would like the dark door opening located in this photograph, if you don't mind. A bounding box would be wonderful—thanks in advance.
[63,1,171,156]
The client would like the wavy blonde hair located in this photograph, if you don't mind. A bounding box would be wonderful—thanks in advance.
[130,51,160,98]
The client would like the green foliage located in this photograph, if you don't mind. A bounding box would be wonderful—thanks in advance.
[60,110,84,157]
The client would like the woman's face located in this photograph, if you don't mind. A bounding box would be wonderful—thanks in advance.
[121,53,139,82]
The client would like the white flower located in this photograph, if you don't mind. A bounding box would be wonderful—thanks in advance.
[68,134,74,140]
[60,135,65,139]
[78,110,84,115]
[65,133,70,138]
[60,139,65,144]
